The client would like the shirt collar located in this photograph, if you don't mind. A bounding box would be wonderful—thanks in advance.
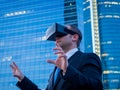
[65,48,78,59]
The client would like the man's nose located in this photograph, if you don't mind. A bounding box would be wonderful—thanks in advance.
[55,37,60,42]
[55,37,59,40]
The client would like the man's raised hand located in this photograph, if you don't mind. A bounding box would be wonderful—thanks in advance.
[10,62,24,81]
[47,43,68,73]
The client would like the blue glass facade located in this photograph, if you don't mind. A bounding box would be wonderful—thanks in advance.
[98,0,120,89]
[0,0,64,90]
[0,0,83,90]
[64,0,84,50]
[83,1,93,52]
[83,0,120,89]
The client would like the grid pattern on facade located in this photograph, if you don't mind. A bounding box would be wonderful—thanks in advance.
[98,0,120,89]
[0,0,65,90]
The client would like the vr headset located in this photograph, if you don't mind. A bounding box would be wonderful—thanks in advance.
[46,23,76,41]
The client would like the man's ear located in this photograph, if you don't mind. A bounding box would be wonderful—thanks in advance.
[72,34,79,41]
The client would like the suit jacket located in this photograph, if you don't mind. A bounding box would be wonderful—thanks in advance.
[16,51,103,90]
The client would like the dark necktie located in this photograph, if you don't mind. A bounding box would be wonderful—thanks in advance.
[54,68,60,84]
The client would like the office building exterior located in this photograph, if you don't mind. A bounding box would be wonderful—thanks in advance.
[83,0,120,89]
[0,0,83,90]
[1,0,120,90]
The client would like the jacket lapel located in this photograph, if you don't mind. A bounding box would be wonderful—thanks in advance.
[68,51,83,68]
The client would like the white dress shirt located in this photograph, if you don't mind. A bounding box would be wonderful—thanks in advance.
[65,48,78,60]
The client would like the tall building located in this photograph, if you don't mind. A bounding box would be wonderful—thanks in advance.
[0,0,83,90]
[83,0,101,56]
[83,0,120,89]
[98,0,120,89]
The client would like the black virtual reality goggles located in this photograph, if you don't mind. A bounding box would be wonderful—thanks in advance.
[46,23,77,41]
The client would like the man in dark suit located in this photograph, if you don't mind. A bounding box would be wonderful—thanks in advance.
[10,24,103,90]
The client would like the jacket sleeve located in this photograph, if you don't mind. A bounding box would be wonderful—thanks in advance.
[16,76,41,90]
[62,53,103,90]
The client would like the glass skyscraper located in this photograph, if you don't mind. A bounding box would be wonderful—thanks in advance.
[83,0,120,89]
[0,0,83,90]
[83,0,101,56]
[1,0,120,90]
[98,0,120,89]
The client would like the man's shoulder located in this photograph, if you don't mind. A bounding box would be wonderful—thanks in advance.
[75,51,101,63]
[80,52,102,66]
[77,51,100,58]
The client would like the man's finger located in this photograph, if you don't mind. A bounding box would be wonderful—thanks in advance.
[59,55,67,59]
[13,62,19,69]
[53,46,61,51]
[47,60,56,65]
[53,47,59,50]
[55,51,64,55]
[10,64,15,70]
